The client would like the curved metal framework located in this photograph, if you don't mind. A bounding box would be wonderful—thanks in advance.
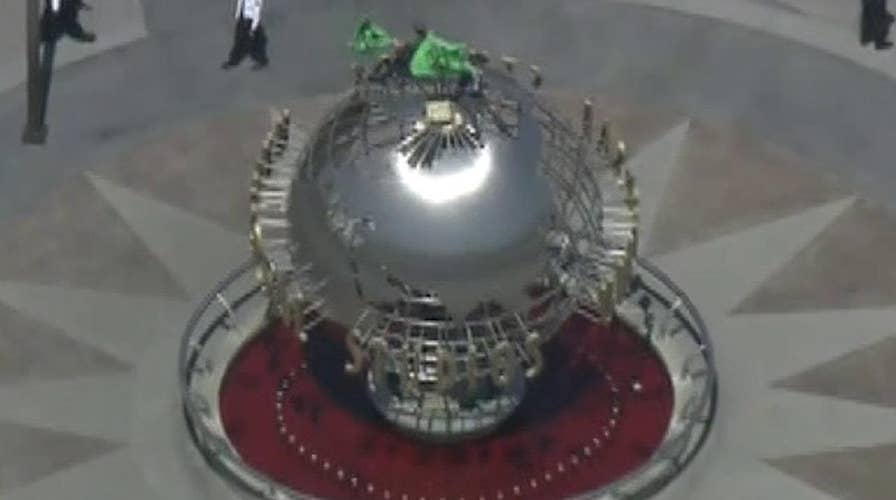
[180,257,717,500]
[246,67,642,440]
[183,53,717,499]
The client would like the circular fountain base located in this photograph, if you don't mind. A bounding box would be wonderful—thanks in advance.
[218,314,674,500]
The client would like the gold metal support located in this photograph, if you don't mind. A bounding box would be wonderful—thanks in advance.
[529,65,542,88]
[612,140,626,175]
[582,99,594,141]
[501,56,517,73]
[597,121,611,155]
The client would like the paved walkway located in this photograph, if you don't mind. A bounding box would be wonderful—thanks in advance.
[0,0,148,94]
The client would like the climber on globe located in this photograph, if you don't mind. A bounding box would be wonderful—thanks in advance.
[350,18,484,93]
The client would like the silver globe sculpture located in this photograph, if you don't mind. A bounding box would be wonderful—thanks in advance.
[249,66,639,442]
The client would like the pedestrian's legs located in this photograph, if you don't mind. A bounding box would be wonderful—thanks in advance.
[871,0,894,47]
[63,18,96,42]
[223,19,251,68]
[249,26,269,69]
[862,0,875,45]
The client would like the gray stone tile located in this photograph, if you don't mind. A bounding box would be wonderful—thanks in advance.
[0,420,123,493]
[543,90,684,151]
[0,302,129,385]
[89,109,266,233]
[736,199,896,312]
[767,444,896,500]
[773,335,896,409]
[86,175,247,299]
[0,280,190,365]
[0,175,186,299]
[90,94,344,234]
[654,197,853,313]
[646,120,848,257]
[628,120,692,247]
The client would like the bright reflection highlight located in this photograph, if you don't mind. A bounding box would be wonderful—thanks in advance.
[393,145,493,204]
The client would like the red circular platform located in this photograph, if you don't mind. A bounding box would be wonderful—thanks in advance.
[219,315,674,500]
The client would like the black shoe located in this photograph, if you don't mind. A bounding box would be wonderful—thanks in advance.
[221,61,236,69]
[251,60,268,70]
[875,40,893,49]
[73,31,96,43]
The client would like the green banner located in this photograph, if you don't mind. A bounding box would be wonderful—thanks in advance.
[351,18,395,56]
[409,33,477,80]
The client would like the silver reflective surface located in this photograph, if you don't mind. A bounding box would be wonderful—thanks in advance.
[290,77,556,322]
[279,70,634,440]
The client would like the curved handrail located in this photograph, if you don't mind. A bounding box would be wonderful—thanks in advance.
[180,256,717,500]
[636,257,715,359]
[178,256,259,389]
[582,257,717,500]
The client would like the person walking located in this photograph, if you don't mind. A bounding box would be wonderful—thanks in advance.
[222,0,268,70]
[42,0,96,44]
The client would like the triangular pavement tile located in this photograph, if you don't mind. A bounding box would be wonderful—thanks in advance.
[0,420,124,493]
[543,90,684,150]
[86,176,246,299]
[772,335,896,409]
[0,176,186,299]
[645,120,847,256]
[0,302,130,385]
[766,443,896,500]
[91,94,345,233]
[736,199,896,312]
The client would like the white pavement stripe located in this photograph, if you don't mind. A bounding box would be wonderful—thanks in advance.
[3,447,157,500]
[653,197,854,314]
[0,282,189,365]
[87,174,248,299]
[628,119,691,252]
[727,389,896,457]
[691,453,839,500]
[721,308,896,385]
[0,374,134,443]
[612,0,896,82]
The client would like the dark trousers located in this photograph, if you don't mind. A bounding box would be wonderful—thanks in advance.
[226,17,268,66]
[861,0,894,44]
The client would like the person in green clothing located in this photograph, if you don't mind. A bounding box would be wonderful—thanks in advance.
[351,19,481,92]
[351,18,395,56]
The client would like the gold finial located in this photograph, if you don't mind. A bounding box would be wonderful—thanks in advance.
[598,281,616,319]
[615,256,632,297]
[524,331,545,378]
[621,169,635,193]
[612,140,626,174]
[582,99,594,141]
[260,138,273,163]
[529,65,542,88]
[627,229,638,257]
[596,121,612,157]
[501,56,517,73]
[344,332,366,374]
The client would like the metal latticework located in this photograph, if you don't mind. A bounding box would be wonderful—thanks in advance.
[250,64,641,441]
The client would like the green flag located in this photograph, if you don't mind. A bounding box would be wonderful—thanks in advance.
[409,33,478,80]
[351,19,395,56]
